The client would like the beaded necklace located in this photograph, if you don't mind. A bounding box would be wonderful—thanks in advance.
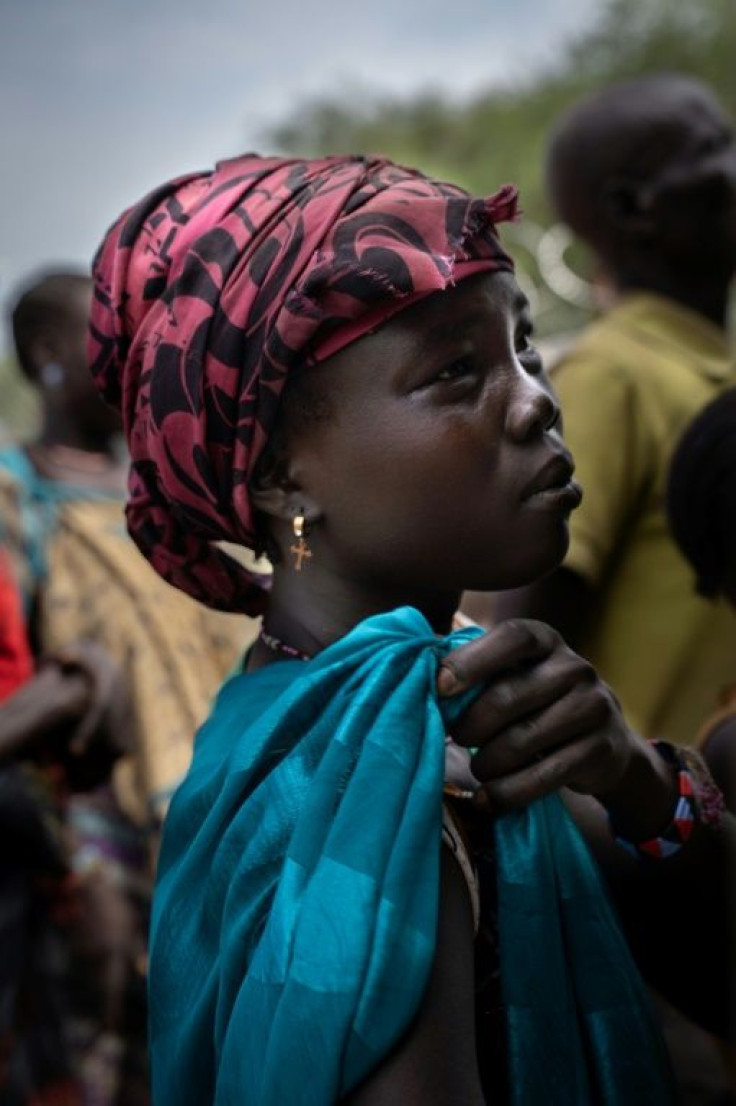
[258,628,312,662]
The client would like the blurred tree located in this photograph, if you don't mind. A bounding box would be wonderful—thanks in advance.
[265,0,736,335]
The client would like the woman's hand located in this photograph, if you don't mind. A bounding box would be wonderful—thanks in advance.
[439,619,677,836]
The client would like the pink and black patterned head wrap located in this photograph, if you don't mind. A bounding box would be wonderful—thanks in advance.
[90,155,519,614]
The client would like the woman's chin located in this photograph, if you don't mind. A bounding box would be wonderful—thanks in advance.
[465,526,570,594]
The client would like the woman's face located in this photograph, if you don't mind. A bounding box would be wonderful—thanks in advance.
[284,270,580,597]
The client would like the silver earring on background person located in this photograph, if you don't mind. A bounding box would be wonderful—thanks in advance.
[40,361,65,389]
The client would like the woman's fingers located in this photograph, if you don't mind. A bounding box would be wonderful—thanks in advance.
[437,619,558,697]
[439,618,633,807]
[470,681,614,781]
[473,730,623,813]
[450,650,598,749]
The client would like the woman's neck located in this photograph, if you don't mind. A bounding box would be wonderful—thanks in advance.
[252,567,461,668]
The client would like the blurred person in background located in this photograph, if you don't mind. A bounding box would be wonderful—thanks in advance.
[666,387,736,810]
[460,76,736,1104]
[465,74,736,750]
[0,549,33,699]
[0,552,133,1105]
[0,270,258,1103]
[663,386,736,1102]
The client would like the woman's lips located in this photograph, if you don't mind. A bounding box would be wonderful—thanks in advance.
[521,453,583,510]
[525,482,583,510]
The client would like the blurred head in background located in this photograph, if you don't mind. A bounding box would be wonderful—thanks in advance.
[667,387,736,606]
[546,74,736,325]
[10,269,121,453]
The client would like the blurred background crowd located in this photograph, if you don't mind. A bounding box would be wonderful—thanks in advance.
[3,0,735,429]
[1,0,735,1103]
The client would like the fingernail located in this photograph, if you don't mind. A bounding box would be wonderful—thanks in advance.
[437,666,458,696]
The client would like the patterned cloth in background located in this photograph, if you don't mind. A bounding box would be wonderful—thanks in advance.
[0,562,78,1105]
[0,445,256,1105]
[0,445,256,824]
[0,549,33,701]
[0,762,82,1106]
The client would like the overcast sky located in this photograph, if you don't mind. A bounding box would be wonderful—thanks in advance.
[0,0,603,349]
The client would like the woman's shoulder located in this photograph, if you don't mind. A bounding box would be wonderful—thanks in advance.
[441,802,480,934]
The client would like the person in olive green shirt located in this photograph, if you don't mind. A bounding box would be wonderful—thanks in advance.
[465,74,736,746]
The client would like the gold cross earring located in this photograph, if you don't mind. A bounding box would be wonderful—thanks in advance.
[290,513,312,571]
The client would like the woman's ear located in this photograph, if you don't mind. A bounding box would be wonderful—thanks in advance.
[250,448,296,523]
[250,448,321,527]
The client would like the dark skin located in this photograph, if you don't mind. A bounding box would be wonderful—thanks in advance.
[701,717,736,811]
[0,642,137,1032]
[702,560,736,812]
[467,76,736,645]
[2,281,141,1046]
[464,566,590,647]
[249,271,734,1103]
[550,75,736,327]
[23,279,126,492]
[5,280,129,757]
[674,542,736,816]
[254,274,574,648]
[0,640,133,789]
[345,850,483,1106]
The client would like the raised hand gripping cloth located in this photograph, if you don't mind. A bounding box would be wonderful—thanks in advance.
[149,607,673,1105]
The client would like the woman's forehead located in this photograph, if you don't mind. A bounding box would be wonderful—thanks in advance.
[381,270,528,343]
[315,271,528,387]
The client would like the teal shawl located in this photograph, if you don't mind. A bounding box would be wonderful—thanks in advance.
[149,607,673,1104]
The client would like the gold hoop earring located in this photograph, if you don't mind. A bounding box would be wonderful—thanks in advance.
[290,513,312,571]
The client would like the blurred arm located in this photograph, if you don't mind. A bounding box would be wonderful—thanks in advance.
[565,788,736,1038]
[0,663,89,761]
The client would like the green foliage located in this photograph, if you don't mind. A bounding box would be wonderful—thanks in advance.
[267,0,734,212]
[265,0,735,335]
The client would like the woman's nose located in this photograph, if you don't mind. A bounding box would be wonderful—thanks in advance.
[505,375,560,441]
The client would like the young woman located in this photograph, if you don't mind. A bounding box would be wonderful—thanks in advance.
[89,155,732,1105]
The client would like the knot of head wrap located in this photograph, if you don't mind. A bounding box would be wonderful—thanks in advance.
[89,155,519,613]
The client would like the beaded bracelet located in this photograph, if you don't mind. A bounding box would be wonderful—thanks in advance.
[611,741,726,861]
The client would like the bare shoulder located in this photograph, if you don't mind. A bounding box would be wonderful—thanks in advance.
[342,847,486,1106]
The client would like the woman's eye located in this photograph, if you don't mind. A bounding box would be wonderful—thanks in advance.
[516,330,542,367]
[433,356,478,383]
[516,329,534,353]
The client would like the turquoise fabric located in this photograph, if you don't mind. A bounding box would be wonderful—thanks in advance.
[149,606,673,1104]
